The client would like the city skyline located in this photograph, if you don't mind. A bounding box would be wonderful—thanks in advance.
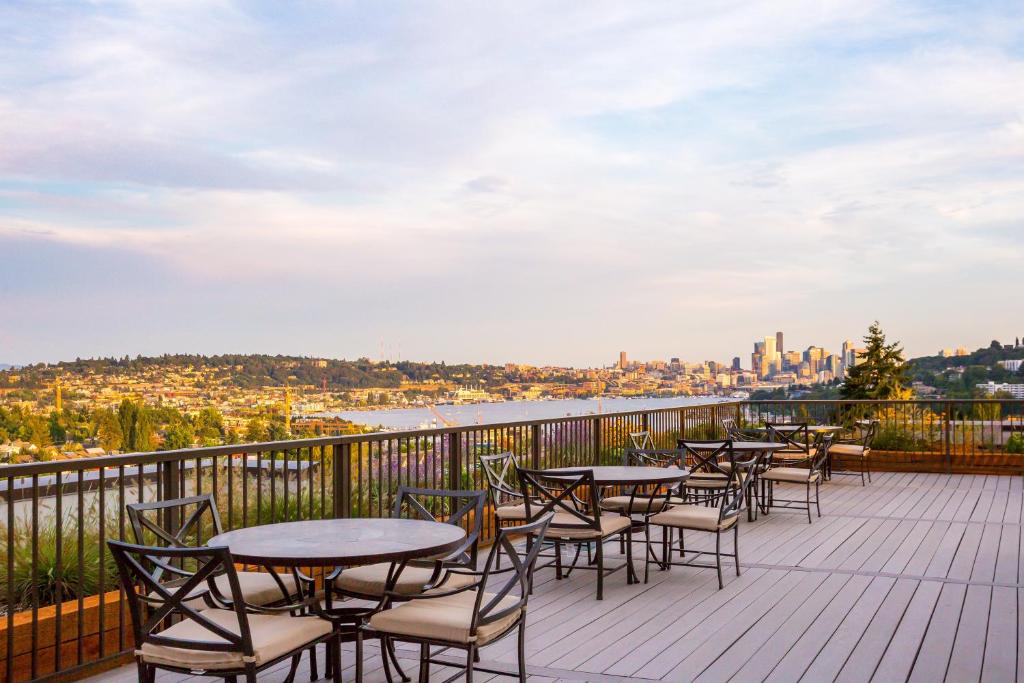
[2,1,1023,366]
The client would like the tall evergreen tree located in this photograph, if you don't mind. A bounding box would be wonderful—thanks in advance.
[840,321,909,399]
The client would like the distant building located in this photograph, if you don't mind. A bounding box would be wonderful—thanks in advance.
[976,382,1024,399]
[619,351,628,370]
[776,331,784,355]
[998,360,1024,372]
[732,357,741,371]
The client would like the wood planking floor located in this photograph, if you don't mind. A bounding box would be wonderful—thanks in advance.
[86,471,1023,683]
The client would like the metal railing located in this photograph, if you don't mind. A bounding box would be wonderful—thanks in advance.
[1,398,1022,682]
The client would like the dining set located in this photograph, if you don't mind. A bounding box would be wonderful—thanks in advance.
[108,416,879,683]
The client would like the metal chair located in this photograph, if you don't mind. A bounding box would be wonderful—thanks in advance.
[328,486,485,683]
[126,495,300,608]
[478,452,530,533]
[761,434,834,523]
[628,431,654,449]
[518,468,634,600]
[721,418,759,442]
[108,540,339,683]
[599,448,686,515]
[676,439,736,505]
[830,419,879,485]
[365,513,554,683]
[643,449,755,589]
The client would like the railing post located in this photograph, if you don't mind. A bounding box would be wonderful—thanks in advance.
[679,409,686,441]
[159,459,181,531]
[448,432,462,490]
[530,424,540,469]
[333,442,351,518]
[592,416,601,465]
[944,401,953,474]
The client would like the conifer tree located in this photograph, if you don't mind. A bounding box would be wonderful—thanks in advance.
[840,322,909,399]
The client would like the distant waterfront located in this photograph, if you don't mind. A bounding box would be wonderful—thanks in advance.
[316,396,730,430]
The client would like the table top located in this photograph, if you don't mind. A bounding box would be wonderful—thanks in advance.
[542,465,690,486]
[207,518,466,567]
[757,424,845,433]
[679,440,788,452]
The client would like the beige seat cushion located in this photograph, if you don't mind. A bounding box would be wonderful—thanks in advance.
[545,512,631,540]
[649,505,737,532]
[600,495,684,512]
[151,571,299,611]
[369,589,521,645]
[335,562,476,597]
[772,450,810,460]
[495,503,529,520]
[829,444,867,457]
[139,608,331,670]
[762,467,820,484]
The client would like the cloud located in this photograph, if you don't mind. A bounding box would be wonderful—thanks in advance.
[1,0,1023,365]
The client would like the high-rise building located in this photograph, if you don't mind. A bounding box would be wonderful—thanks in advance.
[732,356,741,371]
[619,351,628,370]
[776,331,784,355]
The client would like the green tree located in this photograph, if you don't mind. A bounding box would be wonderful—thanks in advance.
[194,407,225,445]
[117,399,155,452]
[162,422,195,450]
[92,409,123,451]
[244,418,269,443]
[840,322,910,400]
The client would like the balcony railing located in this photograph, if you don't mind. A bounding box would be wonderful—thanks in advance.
[0,398,1022,682]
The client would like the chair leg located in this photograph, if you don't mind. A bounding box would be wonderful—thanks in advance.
[554,541,563,580]
[816,481,822,517]
[596,540,604,600]
[517,620,528,683]
[643,522,651,584]
[418,643,430,683]
[308,644,318,681]
[806,482,812,524]
[381,636,395,683]
[283,654,300,683]
[387,636,411,681]
[332,637,343,683]
[355,629,364,683]
[466,645,476,683]
[866,455,872,483]
[734,523,741,577]
[625,528,635,585]
[715,531,723,589]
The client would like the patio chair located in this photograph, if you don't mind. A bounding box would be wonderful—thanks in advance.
[478,452,530,531]
[518,468,634,600]
[764,421,813,464]
[721,418,759,441]
[760,434,833,523]
[643,449,755,589]
[329,486,485,683]
[127,495,300,608]
[676,439,735,503]
[108,540,339,683]
[628,430,654,449]
[365,513,553,683]
[829,419,879,485]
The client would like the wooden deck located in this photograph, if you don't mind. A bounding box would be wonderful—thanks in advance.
[87,472,1024,682]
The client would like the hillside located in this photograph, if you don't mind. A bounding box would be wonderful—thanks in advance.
[0,354,516,390]
[907,341,1024,397]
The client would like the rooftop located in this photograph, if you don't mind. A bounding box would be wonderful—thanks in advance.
[85,470,1022,683]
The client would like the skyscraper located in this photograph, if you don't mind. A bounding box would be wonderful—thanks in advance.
[619,351,628,370]
[776,331,784,355]
[732,356,741,371]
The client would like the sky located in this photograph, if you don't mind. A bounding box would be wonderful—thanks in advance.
[1,0,1023,368]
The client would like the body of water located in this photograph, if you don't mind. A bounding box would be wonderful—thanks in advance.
[316,395,730,430]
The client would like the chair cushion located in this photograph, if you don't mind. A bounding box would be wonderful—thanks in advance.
[369,589,521,645]
[335,562,477,597]
[829,444,867,456]
[150,571,299,611]
[772,450,810,460]
[545,512,631,540]
[495,503,529,520]
[649,505,737,532]
[138,608,331,670]
[600,495,684,513]
[762,467,820,484]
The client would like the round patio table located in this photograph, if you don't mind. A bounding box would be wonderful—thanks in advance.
[207,517,466,567]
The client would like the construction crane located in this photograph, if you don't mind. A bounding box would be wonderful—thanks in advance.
[427,404,457,427]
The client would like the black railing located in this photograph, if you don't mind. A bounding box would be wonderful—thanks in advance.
[1,398,1023,682]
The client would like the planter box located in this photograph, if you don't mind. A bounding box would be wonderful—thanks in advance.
[0,590,131,683]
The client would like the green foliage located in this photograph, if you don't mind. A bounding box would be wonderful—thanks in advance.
[841,322,909,400]
[1007,433,1024,454]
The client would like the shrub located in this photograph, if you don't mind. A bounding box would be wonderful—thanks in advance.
[1007,433,1024,454]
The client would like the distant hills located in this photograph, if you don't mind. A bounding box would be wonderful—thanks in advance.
[0,364,13,371]
[907,341,1024,397]
[0,353,522,390]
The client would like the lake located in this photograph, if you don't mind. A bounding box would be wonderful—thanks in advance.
[316,395,729,430]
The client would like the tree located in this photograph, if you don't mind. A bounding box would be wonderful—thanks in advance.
[93,409,123,451]
[244,418,269,443]
[840,322,910,400]
[162,422,195,450]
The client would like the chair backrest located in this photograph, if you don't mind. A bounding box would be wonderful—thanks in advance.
[721,418,752,442]
[108,540,254,661]
[629,431,653,449]
[126,494,224,582]
[392,486,486,568]
[809,433,834,475]
[518,468,601,535]
[718,449,760,524]
[856,419,880,448]
[676,439,734,478]
[478,452,523,509]
[765,422,810,451]
[623,448,685,469]
[470,513,553,634]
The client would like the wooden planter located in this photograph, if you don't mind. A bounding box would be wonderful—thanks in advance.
[0,590,131,683]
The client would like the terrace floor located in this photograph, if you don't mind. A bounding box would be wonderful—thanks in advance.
[87,471,1024,683]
